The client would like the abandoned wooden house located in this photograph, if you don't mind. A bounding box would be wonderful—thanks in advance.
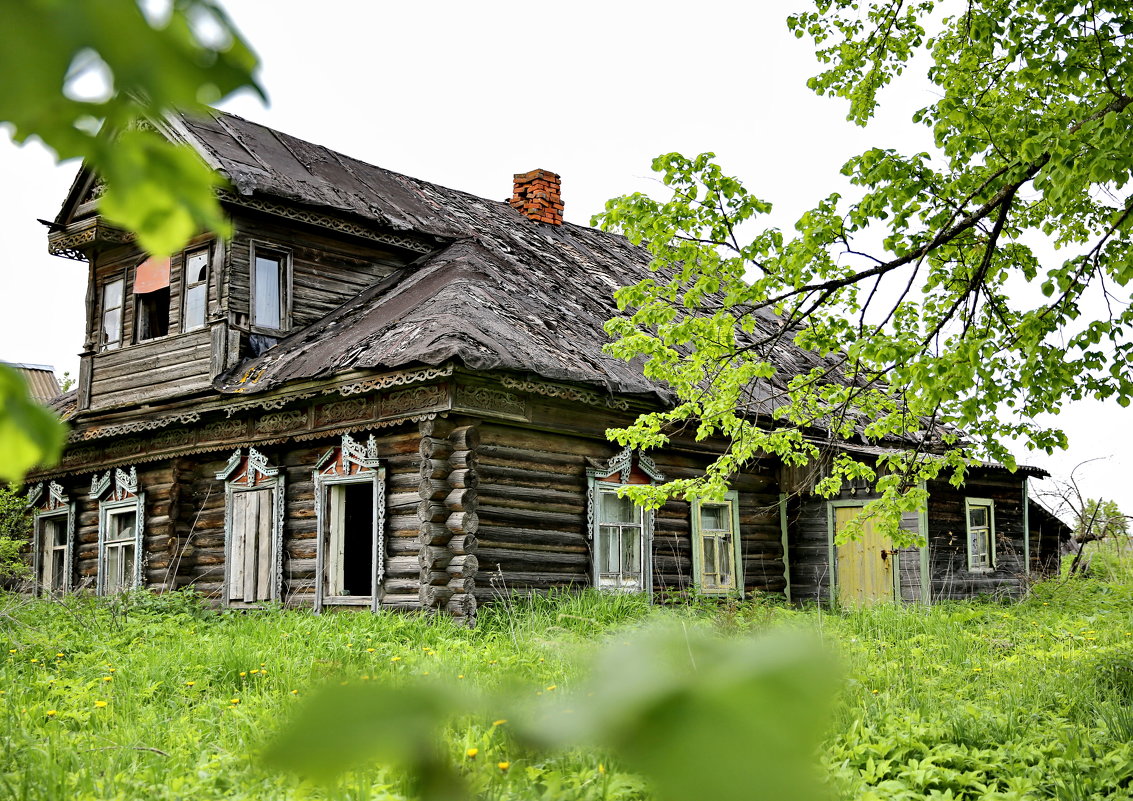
[24,111,1069,622]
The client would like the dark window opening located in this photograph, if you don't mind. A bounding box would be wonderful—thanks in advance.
[135,287,170,341]
[328,482,375,597]
[253,249,287,331]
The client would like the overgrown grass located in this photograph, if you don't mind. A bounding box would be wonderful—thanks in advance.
[2,561,1132,800]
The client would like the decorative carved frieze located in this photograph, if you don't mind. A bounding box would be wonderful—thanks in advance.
[314,398,371,427]
[335,364,454,396]
[379,384,448,417]
[90,465,138,501]
[70,412,200,442]
[200,418,249,443]
[500,375,630,411]
[454,385,525,418]
[254,410,307,435]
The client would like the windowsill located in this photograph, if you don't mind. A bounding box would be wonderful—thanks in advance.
[323,596,374,606]
[967,566,995,574]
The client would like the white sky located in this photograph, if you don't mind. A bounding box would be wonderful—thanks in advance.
[0,1,1127,509]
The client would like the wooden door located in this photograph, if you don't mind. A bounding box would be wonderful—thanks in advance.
[228,489,275,603]
[835,506,894,606]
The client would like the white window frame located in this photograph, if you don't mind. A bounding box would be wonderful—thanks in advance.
[313,433,386,613]
[965,497,996,572]
[90,467,145,595]
[182,244,211,332]
[585,446,665,595]
[217,448,286,606]
[28,482,75,596]
[691,490,743,595]
[249,242,291,334]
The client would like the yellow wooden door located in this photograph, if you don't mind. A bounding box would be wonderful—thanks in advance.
[835,506,894,606]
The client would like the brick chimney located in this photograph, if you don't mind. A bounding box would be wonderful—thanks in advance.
[510,169,564,225]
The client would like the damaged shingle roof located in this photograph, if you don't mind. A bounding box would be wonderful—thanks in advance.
[178,111,836,407]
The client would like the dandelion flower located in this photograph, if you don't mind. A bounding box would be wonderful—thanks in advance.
[94,701,108,708]
[108,668,115,673]
[546,685,557,691]
[55,653,64,658]
[390,656,401,662]
[458,674,464,679]
[290,690,299,695]
[230,698,240,705]
[185,681,195,687]
[366,648,375,653]
[46,710,57,717]
[30,659,38,663]
[239,672,247,677]
[250,670,259,675]
[7,649,15,654]
[102,676,112,682]
[498,761,510,772]
[598,763,605,775]
[466,748,479,758]
[260,663,266,667]
[492,719,507,727]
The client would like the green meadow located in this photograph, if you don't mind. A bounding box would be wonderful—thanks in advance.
[2,543,1132,801]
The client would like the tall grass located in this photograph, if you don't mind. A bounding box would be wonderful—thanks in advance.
[1,574,1131,800]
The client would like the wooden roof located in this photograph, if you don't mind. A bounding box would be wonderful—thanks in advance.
[183,111,833,407]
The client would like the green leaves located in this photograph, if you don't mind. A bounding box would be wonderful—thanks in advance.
[0,0,262,257]
[0,365,67,484]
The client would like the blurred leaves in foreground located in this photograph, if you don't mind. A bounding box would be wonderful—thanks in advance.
[265,623,837,801]
[0,365,66,483]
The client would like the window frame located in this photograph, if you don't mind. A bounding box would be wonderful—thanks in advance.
[691,490,743,596]
[96,493,145,593]
[249,242,291,334]
[593,483,647,592]
[313,433,386,613]
[217,448,286,607]
[28,482,75,596]
[91,467,145,595]
[585,446,665,596]
[965,497,996,572]
[99,275,125,351]
[181,244,212,332]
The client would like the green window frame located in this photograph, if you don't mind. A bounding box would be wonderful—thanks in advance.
[965,498,996,571]
[691,491,743,595]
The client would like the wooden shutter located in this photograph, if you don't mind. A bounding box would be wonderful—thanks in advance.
[229,489,275,603]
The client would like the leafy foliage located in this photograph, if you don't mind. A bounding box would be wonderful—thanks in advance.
[595,1,1133,540]
[0,365,66,484]
[0,0,262,482]
[1076,498,1129,542]
[0,482,30,580]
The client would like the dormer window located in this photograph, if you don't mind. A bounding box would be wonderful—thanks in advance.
[251,244,290,332]
[183,247,210,331]
[134,256,170,342]
[100,277,124,351]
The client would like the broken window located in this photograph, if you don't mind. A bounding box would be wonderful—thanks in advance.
[325,483,376,598]
[183,247,210,331]
[36,514,68,594]
[314,433,386,612]
[596,487,644,591]
[692,491,742,594]
[134,256,170,342]
[100,278,124,350]
[252,247,288,331]
[966,499,995,571]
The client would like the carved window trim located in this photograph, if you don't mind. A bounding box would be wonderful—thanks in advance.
[89,467,145,595]
[585,447,665,596]
[313,432,387,613]
[28,482,75,596]
[216,448,286,606]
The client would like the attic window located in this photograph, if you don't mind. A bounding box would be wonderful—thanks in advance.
[183,247,210,331]
[134,256,170,342]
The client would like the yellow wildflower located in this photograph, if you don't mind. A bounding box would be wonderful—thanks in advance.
[466,748,479,758]
[102,676,112,682]
[492,719,507,727]
[239,672,247,677]
[290,690,299,695]
[94,700,108,708]
[230,698,240,705]
[390,656,401,662]
[55,653,64,658]
[546,685,557,691]
[250,669,259,675]
[598,763,605,775]
[498,761,510,772]
[7,649,15,654]
[458,674,464,679]
[366,648,375,653]
[46,710,57,717]
[185,681,195,687]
